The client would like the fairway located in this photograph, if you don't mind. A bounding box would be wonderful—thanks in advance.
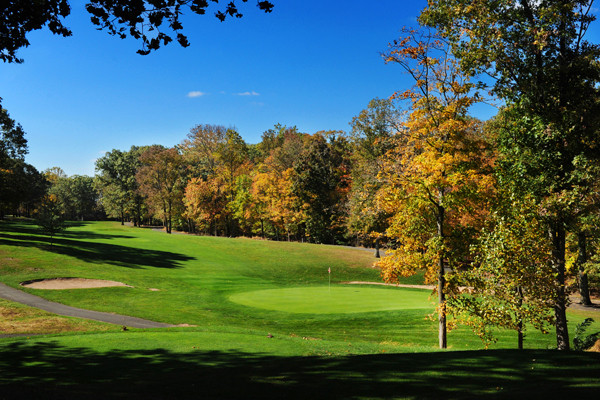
[229,285,433,314]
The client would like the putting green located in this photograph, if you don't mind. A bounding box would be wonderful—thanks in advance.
[229,286,434,314]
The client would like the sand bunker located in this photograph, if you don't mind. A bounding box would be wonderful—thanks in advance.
[21,278,133,290]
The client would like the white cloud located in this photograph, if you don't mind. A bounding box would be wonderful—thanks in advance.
[187,91,207,97]
[235,91,260,96]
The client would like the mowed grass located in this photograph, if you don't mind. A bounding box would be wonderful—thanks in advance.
[1,331,599,399]
[230,286,432,313]
[1,219,600,398]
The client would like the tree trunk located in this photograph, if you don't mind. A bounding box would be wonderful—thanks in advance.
[517,322,524,350]
[577,232,592,306]
[375,237,380,258]
[517,286,524,350]
[437,204,447,349]
[167,201,172,234]
[550,224,570,350]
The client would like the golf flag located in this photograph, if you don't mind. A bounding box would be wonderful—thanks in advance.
[328,267,331,274]
[328,267,331,291]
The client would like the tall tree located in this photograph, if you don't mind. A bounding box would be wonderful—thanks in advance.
[180,124,229,181]
[347,98,401,252]
[422,0,600,350]
[214,129,249,237]
[184,174,227,235]
[137,146,185,234]
[376,29,493,349]
[49,174,100,221]
[0,107,29,217]
[95,146,145,225]
[292,131,351,244]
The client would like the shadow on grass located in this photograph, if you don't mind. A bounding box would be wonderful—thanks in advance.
[0,341,598,399]
[0,219,135,241]
[0,221,194,269]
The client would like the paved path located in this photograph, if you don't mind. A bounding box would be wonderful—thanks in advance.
[0,282,176,329]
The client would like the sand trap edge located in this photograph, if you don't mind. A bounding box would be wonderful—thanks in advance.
[20,278,133,290]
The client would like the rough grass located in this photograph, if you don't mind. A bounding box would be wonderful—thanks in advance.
[0,299,116,335]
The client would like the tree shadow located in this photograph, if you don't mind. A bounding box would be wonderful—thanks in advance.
[0,222,193,269]
[0,219,135,241]
[0,340,598,399]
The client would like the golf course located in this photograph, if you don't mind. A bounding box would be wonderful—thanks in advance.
[1,219,599,399]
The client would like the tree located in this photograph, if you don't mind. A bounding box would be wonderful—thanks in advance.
[180,124,249,236]
[451,194,555,349]
[136,145,185,234]
[292,131,351,244]
[49,174,100,221]
[422,0,600,351]
[184,174,227,235]
[35,194,67,247]
[347,98,401,252]
[180,124,228,181]
[0,108,38,218]
[0,108,28,162]
[247,125,305,240]
[252,158,300,241]
[376,29,493,349]
[1,0,274,62]
[95,146,145,225]
[214,129,250,237]
[1,160,47,218]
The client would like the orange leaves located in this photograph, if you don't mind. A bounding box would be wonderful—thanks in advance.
[376,28,494,304]
[184,175,226,226]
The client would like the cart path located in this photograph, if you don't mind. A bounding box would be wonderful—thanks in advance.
[0,282,176,330]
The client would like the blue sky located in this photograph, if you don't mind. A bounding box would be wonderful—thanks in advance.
[0,0,498,176]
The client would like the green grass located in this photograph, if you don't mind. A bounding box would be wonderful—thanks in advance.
[1,219,599,398]
[230,286,433,313]
[0,332,599,399]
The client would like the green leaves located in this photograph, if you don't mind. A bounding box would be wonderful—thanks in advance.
[573,318,600,351]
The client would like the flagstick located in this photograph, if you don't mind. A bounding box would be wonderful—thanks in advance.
[328,268,331,291]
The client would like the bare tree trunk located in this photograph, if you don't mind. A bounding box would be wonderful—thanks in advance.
[375,237,380,258]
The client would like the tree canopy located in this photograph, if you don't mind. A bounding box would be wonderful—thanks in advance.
[1,0,274,62]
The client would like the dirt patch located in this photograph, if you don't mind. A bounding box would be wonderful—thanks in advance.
[21,278,133,290]
[589,339,600,353]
